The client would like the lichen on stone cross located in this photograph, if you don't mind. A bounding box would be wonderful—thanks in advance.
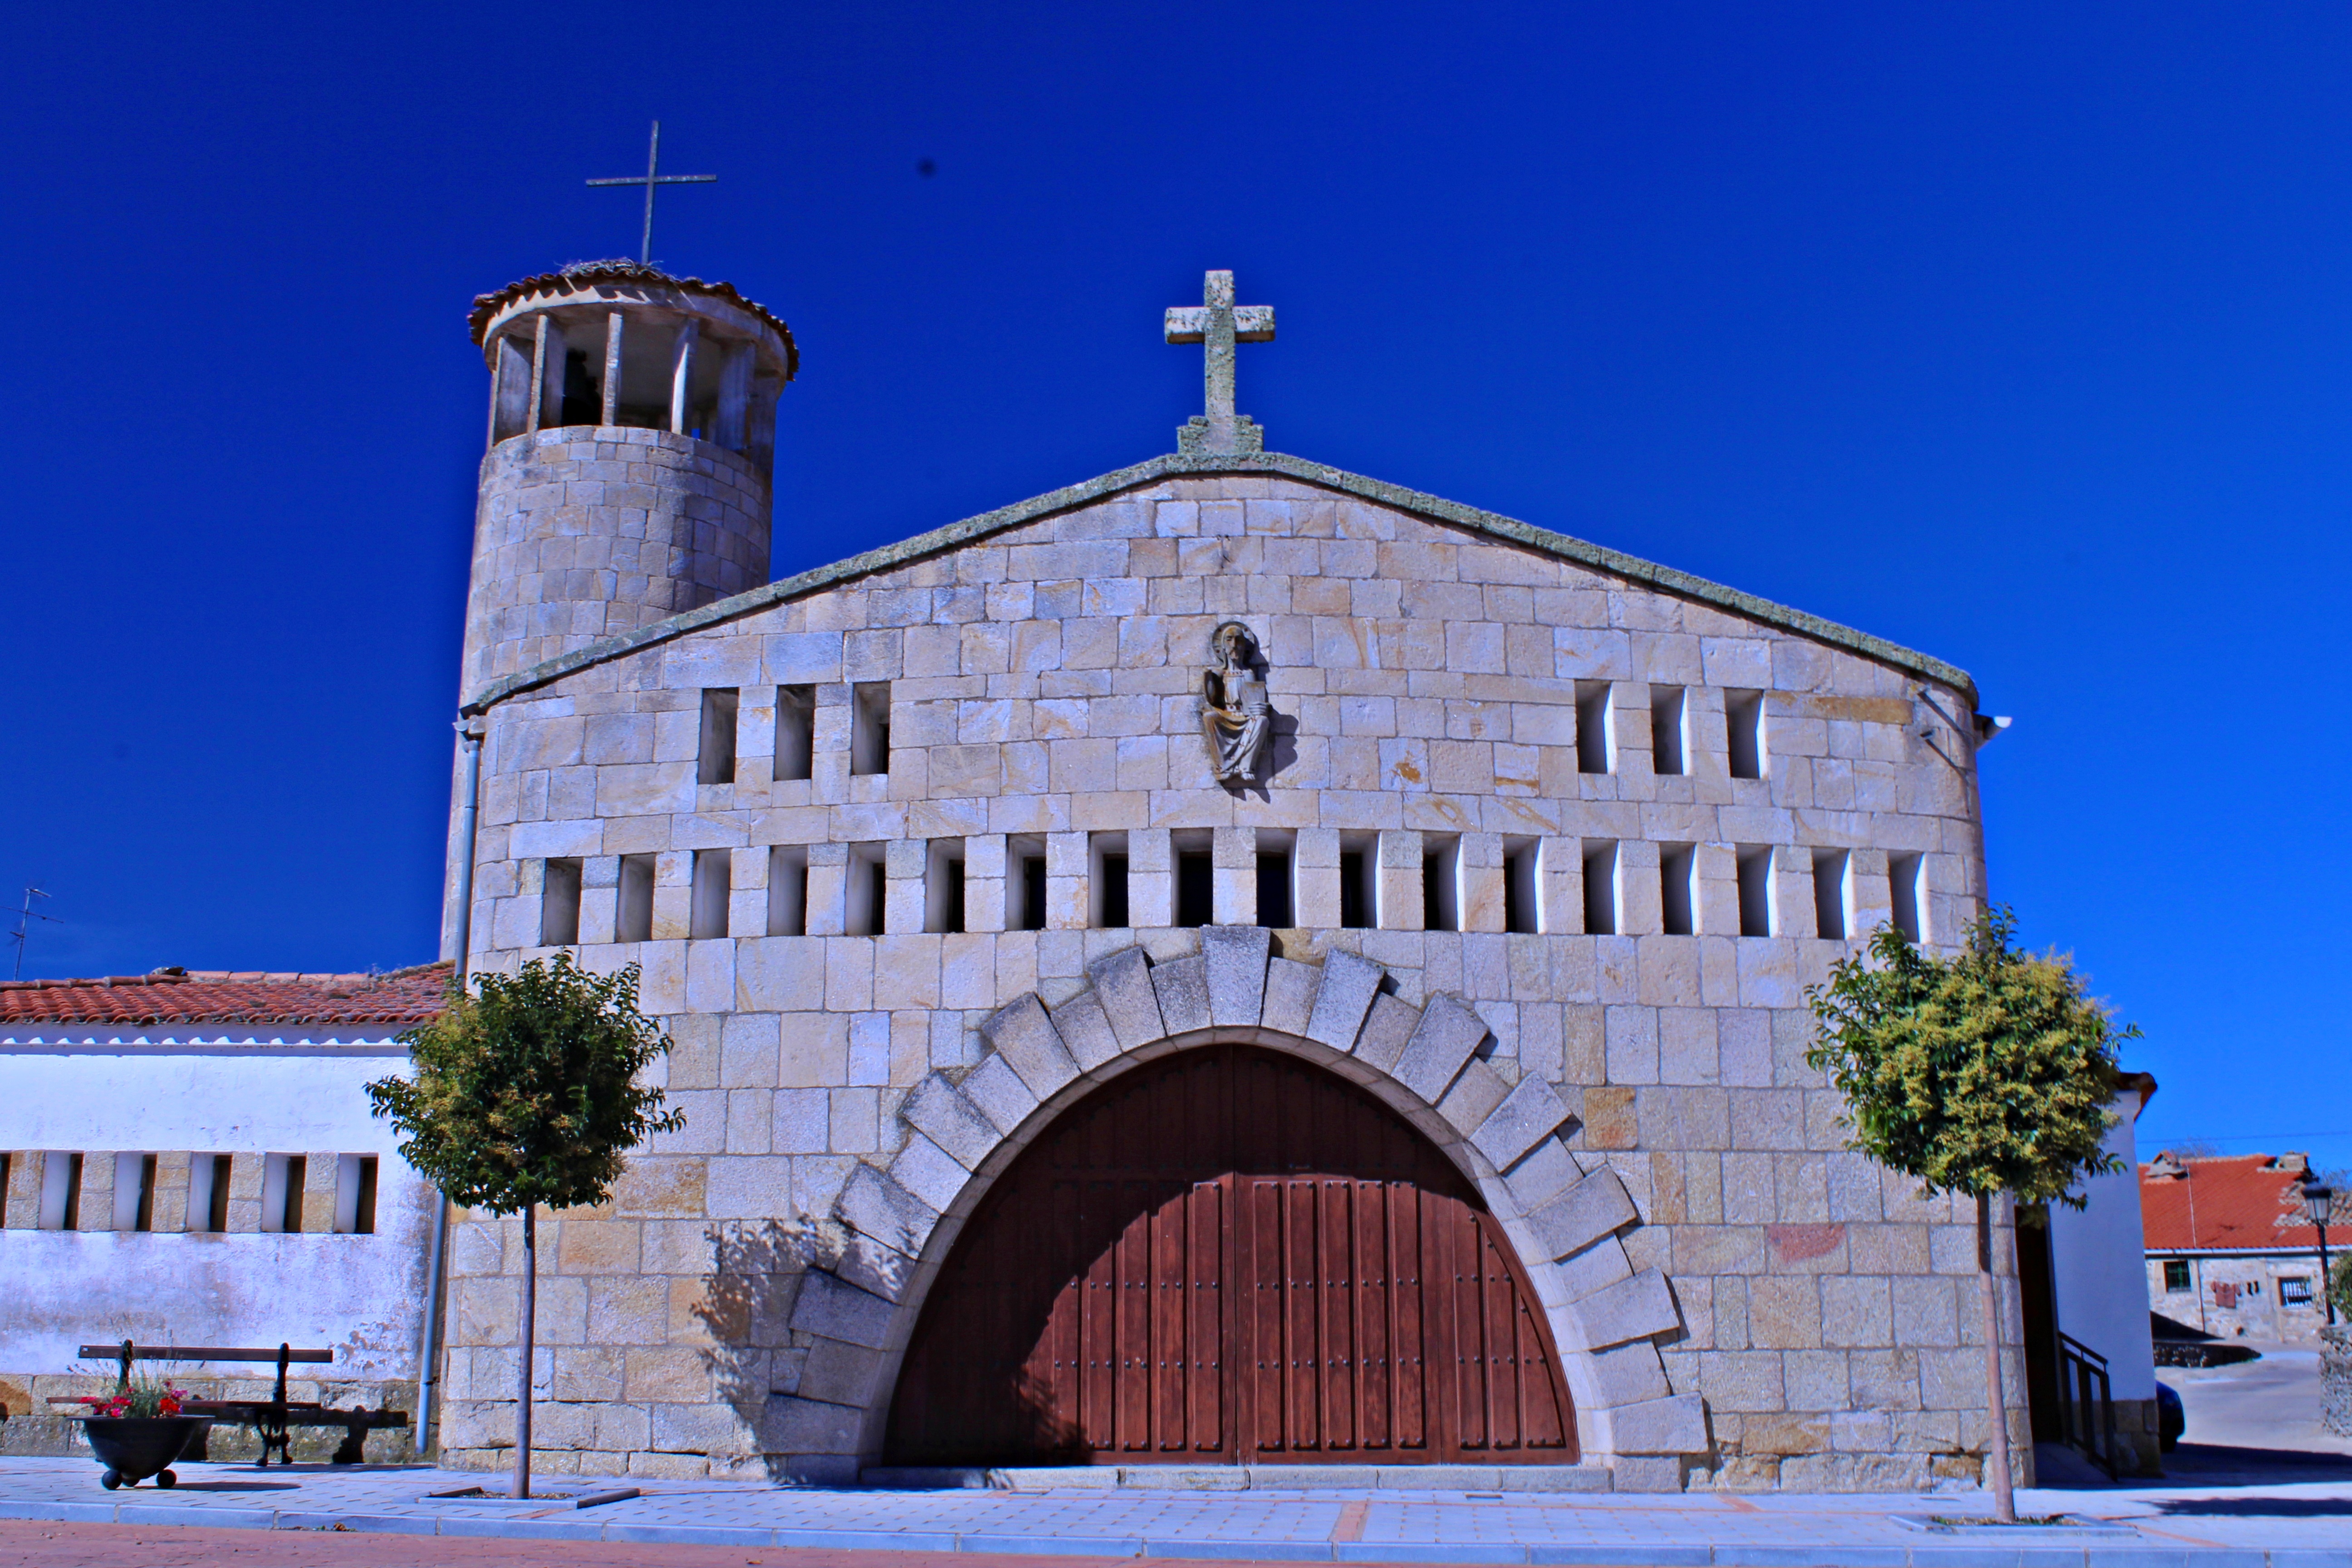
[1166,269,1274,455]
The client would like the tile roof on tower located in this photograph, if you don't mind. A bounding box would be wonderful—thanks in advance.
[467,260,797,374]
[0,961,452,1027]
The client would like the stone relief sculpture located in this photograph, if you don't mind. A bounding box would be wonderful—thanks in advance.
[1200,620,1273,784]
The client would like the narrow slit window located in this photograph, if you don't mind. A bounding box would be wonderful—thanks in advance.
[1576,682,1613,774]
[335,1154,378,1235]
[1257,845,1294,928]
[1175,850,1214,928]
[927,842,968,934]
[1582,842,1618,936]
[1660,843,1695,936]
[616,854,656,943]
[1090,834,1129,929]
[851,682,891,775]
[263,1154,306,1234]
[1020,850,1049,931]
[284,1155,307,1234]
[697,688,740,785]
[541,858,582,946]
[1736,847,1774,937]
[110,1152,156,1232]
[0,1152,8,1225]
[1726,690,1765,779]
[691,848,732,939]
[1099,856,1129,927]
[1813,849,1851,941]
[1889,852,1924,944]
[1503,839,1538,934]
[773,685,815,782]
[1422,837,1460,931]
[766,845,808,936]
[39,1151,80,1230]
[1651,687,1686,775]
[845,847,887,936]
[186,1153,230,1233]
[1338,848,1371,930]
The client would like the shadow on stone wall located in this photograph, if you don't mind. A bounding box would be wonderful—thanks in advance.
[694,1219,818,1480]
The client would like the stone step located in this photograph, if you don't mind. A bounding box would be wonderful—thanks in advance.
[860,1463,1614,1493]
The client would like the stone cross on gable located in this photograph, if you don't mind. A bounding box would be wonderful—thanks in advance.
[1166,270,1274,455]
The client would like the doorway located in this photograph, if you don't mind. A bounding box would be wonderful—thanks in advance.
[884,1045,1576,1465]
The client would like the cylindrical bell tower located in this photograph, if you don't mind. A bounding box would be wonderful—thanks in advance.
[458,261,797,704]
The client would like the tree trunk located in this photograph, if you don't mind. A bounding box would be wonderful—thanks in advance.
[514,1204,535,1500]
[1976,1190,2016,1522]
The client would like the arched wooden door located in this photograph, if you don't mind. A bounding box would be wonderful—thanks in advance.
[885,1046,1577,1465]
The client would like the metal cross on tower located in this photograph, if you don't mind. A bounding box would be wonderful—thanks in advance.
[1166,270,1275,455]
[587,121,717,266]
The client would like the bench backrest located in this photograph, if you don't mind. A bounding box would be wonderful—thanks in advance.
[80,1341,334,1404]
[77,1344,334,1364]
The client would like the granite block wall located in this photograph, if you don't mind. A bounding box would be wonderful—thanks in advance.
[442,470,2018,1490]
[463,426,771,697]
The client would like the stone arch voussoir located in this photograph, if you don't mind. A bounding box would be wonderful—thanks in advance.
[783,926,1708,1478]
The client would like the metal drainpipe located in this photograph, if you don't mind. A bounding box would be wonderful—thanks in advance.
[415,717,483,1456]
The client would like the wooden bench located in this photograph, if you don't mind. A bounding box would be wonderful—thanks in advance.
[55,1341,410,1466]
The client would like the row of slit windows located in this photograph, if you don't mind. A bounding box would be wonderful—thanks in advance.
[689,682,1769,787]
[697,684,888,787]
[543,840,1925,943]
[0,1152,377,1235]
[1576,683,1766,777]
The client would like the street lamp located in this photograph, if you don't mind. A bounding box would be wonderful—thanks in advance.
[2305,1181,2336,1327]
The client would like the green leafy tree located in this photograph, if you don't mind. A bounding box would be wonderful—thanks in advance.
[1808,908,2135,1521]
[368,955,682,1498]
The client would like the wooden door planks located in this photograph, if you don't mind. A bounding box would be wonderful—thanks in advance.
[883,1045,1576,1465]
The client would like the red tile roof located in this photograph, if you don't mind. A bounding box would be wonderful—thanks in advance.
[2141,1153,2328,1253]
[467,260,797,375]
[0,962,452,1027]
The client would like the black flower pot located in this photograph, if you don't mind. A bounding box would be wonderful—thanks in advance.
[77,1416,213,1490]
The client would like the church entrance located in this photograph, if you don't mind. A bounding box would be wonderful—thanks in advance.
[884,1045,1578,1466]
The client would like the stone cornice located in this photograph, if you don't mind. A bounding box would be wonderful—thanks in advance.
[462,449,1978,714]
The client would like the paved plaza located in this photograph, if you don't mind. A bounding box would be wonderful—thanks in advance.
[3,1447,2349,1566]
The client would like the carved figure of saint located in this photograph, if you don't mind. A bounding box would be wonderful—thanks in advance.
[1200,621,1272,784]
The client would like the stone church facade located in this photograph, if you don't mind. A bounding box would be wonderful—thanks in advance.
[434,263,2022,1491]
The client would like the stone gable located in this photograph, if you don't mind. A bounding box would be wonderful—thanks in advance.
[441,464,2012,1493]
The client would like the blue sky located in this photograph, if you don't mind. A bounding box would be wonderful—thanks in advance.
[2,4,2345,1169]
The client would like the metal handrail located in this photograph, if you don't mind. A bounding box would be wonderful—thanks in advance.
[2055,1331,2122,1479]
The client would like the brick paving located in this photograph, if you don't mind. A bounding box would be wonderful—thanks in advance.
[4,1456,2351,1565]
[0,1521,1140,1568]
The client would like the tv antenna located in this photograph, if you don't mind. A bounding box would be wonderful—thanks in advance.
[8,885,58,980]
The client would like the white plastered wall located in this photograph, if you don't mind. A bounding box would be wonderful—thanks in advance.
[0,1038,432,1382]
[2046,1086,2159,1402]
